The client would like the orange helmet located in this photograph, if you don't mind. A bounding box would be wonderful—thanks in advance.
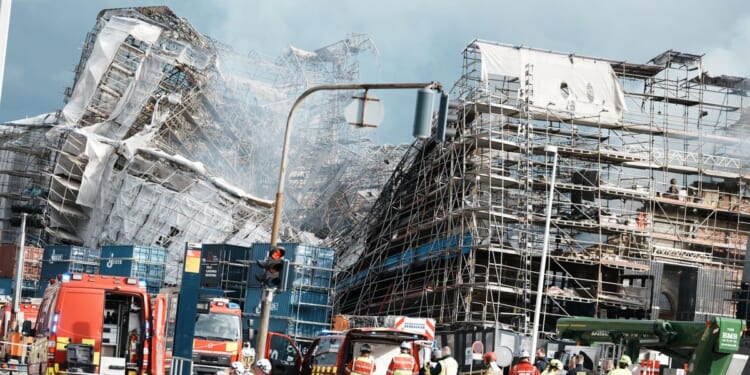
[483,352,497,363]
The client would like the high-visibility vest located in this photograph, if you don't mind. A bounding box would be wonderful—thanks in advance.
[128,332,138,362]
[351,355,376,375]
[387,353,416,375]
[439,357,458,375]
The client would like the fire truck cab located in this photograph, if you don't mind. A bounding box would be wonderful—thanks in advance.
[27,273,166,375]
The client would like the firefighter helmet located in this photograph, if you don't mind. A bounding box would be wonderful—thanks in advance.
[482,352,497,363]
[231,362,245,373]
[254,359,272,374]
[549,359,562,369]
[361,344,372,353]
[400,342,411,351]
[619,355,632,367]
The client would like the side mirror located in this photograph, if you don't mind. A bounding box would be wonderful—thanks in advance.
[22,320,33,336]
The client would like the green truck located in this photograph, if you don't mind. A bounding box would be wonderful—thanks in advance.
[556,317,748,375]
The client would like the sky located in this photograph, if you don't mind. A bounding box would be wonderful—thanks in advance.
[0,0,748,144]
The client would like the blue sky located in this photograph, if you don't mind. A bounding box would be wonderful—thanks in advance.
[1,0,748,144]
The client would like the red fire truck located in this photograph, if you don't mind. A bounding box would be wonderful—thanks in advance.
[27,273,167,375]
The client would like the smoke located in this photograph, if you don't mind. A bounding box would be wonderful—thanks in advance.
[702,14,750,77]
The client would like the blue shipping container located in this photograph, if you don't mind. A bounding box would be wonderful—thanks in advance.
[41,261,98,279]
[0,277,12,295]
[101,245,167,263]
[244,288,330,324]
[44,245,99,262]
[203,244,252,263]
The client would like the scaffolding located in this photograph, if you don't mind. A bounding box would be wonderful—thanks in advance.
[334,40,750,339]
[0,7,395,284]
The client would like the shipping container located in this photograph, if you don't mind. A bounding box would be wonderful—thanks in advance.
[41,261,98,280]
[203,243,252,263]
[0,243,44,280]
[44,245,99,263]
[244,289,331,324]
[0,277,12,295]
[198,244,254,312]
[99,245,167,293]
[100,245,167,263]
[249,243,335,290]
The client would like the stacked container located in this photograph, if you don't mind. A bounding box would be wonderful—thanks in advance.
[0,244,43,281]
[98,245,167,294]
[200,244,252,308]
[245,243,335,343]
[39,245,100,295]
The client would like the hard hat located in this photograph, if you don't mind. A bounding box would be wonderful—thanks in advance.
[519,350,530,359]
[431,349,442,359]
[231,362,245,373]
[400,342,411,351]
[619,354,632,366]
[361,344,372,353]
[254,359,272,374]
[549,359,562,369]
[482,352,497,363]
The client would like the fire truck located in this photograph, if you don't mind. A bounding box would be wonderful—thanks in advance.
[301,328,428,375]
[170,297,244,375]
[27,273,167,375]
[302,315,436,375]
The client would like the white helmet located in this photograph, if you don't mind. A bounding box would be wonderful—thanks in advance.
[254,359,272,374]
[231,362,245,373]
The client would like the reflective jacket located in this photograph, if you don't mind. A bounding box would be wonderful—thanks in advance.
[509,360,540,375]
[606,368,631,375]
[387,353,418,375]
[349,355,376,375]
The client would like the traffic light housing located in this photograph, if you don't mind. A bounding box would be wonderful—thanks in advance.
[255,246,290,292]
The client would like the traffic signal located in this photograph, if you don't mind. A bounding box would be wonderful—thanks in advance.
[255,246,290,292]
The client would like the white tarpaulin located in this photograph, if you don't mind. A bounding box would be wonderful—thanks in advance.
[475,41,627,124]
[61,16,162,124]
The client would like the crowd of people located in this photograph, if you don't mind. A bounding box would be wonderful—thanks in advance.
[227,343,634,375]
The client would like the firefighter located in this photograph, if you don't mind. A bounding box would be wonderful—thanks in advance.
[420,349,442,375]
[127,329,139,364]
[482,352,501,375]
[387,342,419,375]
[565,355,590,375]
[606,355,632,375]
[509,351,539,375]
[541,359,564,375]
[346,344,377,375]
[231,361,247,375]
[253,359,272,375]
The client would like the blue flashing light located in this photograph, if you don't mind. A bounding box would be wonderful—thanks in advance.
[61,273,71,282]
[51,313,59,333]
[138,280,147,288]
[228,302,240,309]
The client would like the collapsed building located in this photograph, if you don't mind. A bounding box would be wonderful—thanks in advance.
[334,40,750,346]
[0,6,399,284]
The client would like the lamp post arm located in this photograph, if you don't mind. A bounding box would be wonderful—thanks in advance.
[259,81,441,358]
[269,81,440,248]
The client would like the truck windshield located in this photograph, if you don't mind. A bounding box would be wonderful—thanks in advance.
[194,312,240,341]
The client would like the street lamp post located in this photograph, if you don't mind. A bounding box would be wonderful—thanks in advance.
[530,144,558,354]
[256,82,445,358]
